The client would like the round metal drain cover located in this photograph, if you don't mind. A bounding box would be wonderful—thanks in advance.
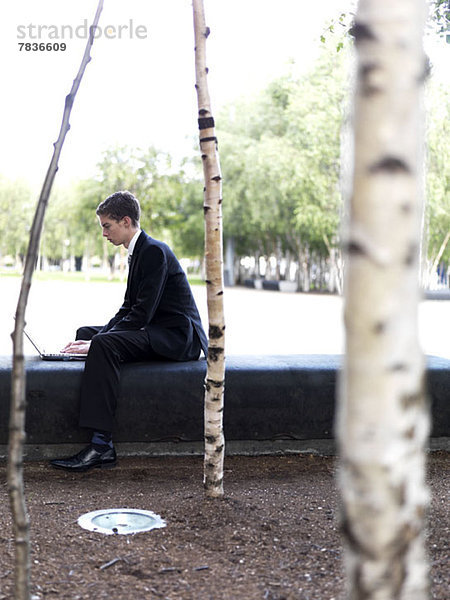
[78,508,166,535]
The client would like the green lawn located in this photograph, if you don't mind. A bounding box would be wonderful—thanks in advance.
[0,270,205,286]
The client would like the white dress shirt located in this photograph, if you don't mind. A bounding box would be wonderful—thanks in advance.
[127,229,142,265]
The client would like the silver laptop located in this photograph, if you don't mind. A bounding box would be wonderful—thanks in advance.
[24,329,88,361]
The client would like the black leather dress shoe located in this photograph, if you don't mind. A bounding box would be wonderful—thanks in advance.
[50,445,117,472]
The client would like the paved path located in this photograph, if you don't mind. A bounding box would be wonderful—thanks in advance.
[1,277,449,358]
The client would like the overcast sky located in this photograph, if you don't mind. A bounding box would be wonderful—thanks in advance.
[0,0,447,189]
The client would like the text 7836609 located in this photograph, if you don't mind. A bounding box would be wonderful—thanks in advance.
[18,42,67,52]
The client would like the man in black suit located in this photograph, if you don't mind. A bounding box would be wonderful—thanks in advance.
[50,190,208,472]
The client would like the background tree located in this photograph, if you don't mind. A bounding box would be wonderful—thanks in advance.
[0,178,33,268]
[69,178,106,269]
[428,0,450,38]
[217,46,347,288]
[424,82,450,284]
[170,179,206,259]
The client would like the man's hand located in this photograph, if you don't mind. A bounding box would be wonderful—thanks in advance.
[61,340,91,354]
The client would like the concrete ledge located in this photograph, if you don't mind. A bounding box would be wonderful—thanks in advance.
[0,354,449,459]
[0,439,340,461]
[424,289,450,300]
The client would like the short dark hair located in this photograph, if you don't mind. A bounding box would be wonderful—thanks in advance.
[96,191,141,227]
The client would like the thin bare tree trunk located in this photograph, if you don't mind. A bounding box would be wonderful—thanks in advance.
[8,4,104,598]
[337,1,430,599]
[323,233,344,295]
[192,0,225,499]
[429,230,450,285]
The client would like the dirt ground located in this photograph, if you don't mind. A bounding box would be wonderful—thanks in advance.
[0,452,448,600]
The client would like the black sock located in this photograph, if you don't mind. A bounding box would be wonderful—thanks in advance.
[91,430,113,451]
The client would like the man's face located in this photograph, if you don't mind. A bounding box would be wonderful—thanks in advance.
[98,215,129,247]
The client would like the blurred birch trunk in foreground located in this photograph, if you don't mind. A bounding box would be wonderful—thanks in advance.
[192,0,226,498]
[8,3,104,598]
[337,1,430,598]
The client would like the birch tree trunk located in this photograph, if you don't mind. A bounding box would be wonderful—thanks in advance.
[336,1,430,599]
[192,0,225,498]
[8,4,103,598]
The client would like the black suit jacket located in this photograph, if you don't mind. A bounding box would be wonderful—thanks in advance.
[100,231,208,361]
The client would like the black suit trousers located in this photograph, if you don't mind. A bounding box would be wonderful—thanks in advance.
[75,326,165,433]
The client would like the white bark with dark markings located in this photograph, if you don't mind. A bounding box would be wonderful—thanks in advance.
[337,1,430,598]
[192,0,225,498]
